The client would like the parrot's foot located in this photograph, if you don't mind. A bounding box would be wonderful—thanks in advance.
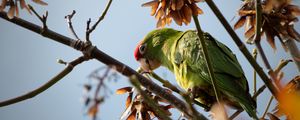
[188,87,216,111]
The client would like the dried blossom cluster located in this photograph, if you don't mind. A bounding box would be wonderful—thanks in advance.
[116,87,174,120]
[274,75,300,119]
[82,67,119,119]
[234,0,300,50]
[142,0,204,28]
[0,0,47,19]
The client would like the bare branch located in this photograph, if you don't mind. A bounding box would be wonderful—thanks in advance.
[86,0,112,42]
[261,96,274,119]
[65,10,80,40]
[86,18,91,41]
[28,4,48,30]
[145,70,210,110]
[0,56,88,107]
[253,48,258,95]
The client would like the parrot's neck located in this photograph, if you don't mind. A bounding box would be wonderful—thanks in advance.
[158,32,186,73]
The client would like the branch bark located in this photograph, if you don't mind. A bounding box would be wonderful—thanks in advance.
[0,56,87,107]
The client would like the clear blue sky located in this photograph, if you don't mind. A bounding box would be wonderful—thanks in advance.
[0,0,299,120]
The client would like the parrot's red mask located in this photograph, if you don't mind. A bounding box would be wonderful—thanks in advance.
[134,43,161,72]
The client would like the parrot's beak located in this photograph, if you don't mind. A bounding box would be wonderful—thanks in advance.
[138,58,161,72]
[138,58,151,72]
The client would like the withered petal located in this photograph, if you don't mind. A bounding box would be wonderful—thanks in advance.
[32,0,48,6]
[265,30,277,50]
[277,36,289,52]
[245,16,253,31]
[20,0,26,9]
[171,0,176,11]
[234,16,246,30]
[166,14,172,25]
[190,3,203,15]
[287,5,300,16]
[287,26,300,42]
[176,0,184,10]
[170,10,183,26]
[156,17,166,28]
[15,3,19,17]
[7,5,15,19]
[126,93,133,109]
[116,87,133,94]
[182,5,192,25]
[245,34,255,44]
[239,10,256,16]
[155,7,165,20]
[142,0,158,7]
[150,2,159,16]
[127,110,137,120]
[245,26,255,38]
[267,113,280,120]
[0,0,7,11]
[88,105,98,118]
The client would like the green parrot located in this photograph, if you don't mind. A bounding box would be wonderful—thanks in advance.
[134,28,258,119]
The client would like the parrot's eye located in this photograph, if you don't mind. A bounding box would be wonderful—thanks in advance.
[139,44,147,54]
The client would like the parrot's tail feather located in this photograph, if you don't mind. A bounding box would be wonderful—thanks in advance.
[239,94,259,120]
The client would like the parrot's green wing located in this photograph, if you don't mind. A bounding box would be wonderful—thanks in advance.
[172,30,258,119]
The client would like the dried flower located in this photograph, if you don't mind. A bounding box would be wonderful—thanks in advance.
[274,76,300,119]
[234,0,300,50]
[142,0,204,28]
[0,0,48,19]
[118,87,174,120]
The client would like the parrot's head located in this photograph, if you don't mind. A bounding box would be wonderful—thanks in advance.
[134,28,182,72]
[134,35,162,72]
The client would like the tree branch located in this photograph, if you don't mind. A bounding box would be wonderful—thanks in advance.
[193,15,221,105]
[0,11,208,119]
[86,0,112,42]
[145,69,210,110]
[0,56,88,107]
[65,10,80,40]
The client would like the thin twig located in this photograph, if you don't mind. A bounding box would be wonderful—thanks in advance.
[90,67,110,120]
[261,96,274,119]
[86,0,112,42]
[193,15,221,105]
[0,11,207,119]
[205,0,279,97]
[28,4,48,30]
[86,18,91,41]
[65,10,80,40]
[229,110,242,120]
[253,85,267,99]
[254,0,273,72]
[255,0,278,83]
[129,75,172,120]
[274,59,293,74]
[0,56,88,107]
[253,48,258,95]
